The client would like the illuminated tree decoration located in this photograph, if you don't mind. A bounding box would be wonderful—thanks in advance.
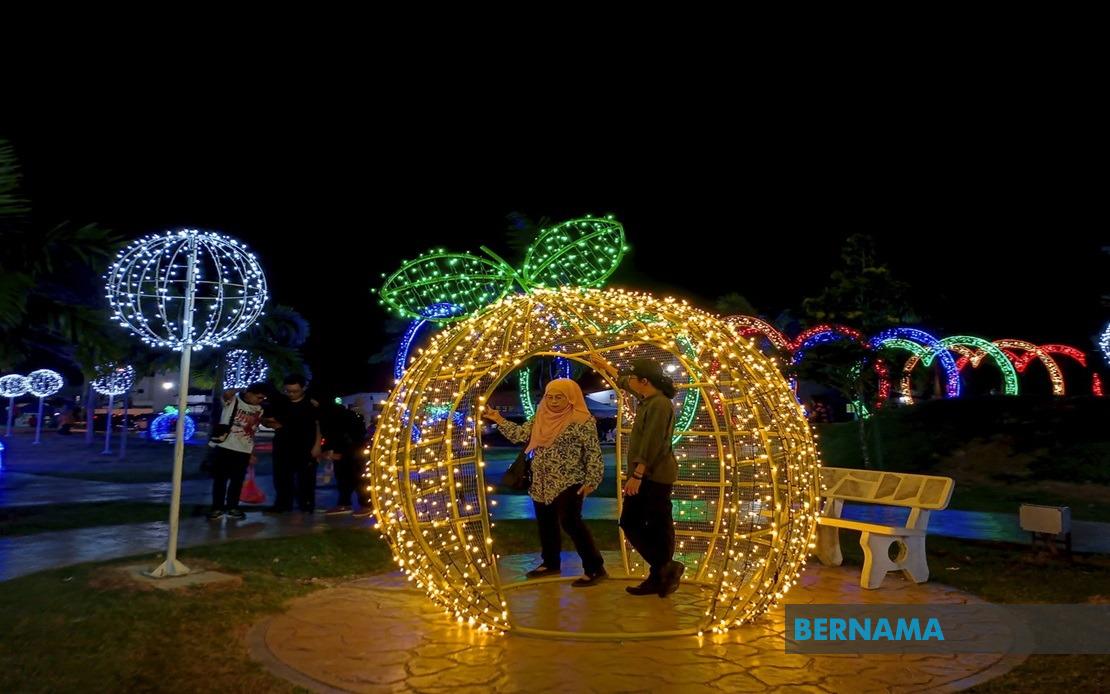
[370,287,819,637]
[223,349,269,389]
[1,374,30,437]
[105,230,269,351]
[150,406,196,441]
[27,369,64,445]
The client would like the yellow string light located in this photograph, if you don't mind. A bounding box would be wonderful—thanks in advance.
[368,287,820,634]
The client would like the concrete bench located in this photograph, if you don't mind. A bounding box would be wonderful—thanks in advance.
[816,466,954,589]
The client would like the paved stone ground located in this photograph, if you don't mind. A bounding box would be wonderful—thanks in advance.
[249,553,1025,693]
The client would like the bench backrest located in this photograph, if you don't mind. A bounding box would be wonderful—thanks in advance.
[820,466,954,511]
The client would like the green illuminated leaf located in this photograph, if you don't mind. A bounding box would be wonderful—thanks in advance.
[522,217,626,289]
[379,252,515,322]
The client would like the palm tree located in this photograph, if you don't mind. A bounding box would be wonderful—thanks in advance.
[132,304,312,387]
[0,138,124,372]
[228,304,312,384]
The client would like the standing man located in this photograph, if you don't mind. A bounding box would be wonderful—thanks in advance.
[264,374,321,513]
[317,393,370,515]
[588,355,684,597]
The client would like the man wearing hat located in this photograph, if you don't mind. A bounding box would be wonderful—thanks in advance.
[588,355,684,597]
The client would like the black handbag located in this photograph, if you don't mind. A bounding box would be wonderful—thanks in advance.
[499,447,532,491]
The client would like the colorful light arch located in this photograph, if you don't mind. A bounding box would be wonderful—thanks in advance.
[929,336,1019,396]
[1037,344,1103,396]
[994,339,1065,396]
[870,328,960,399]
[790,324,866,360]
[723,315,791,353]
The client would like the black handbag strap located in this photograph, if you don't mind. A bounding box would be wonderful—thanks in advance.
[211,394,240,442]
[226,396,240,427]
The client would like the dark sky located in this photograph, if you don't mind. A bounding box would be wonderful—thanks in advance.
[10,132,1107,393]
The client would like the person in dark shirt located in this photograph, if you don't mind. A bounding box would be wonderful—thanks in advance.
[589,355,684,598]
[264,374,321,513]
[317,393,371,516]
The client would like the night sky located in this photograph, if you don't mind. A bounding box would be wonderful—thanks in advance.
[10,133,1107,393]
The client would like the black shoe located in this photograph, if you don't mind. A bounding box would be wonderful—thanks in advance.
[572,568,608,587]
[658,561,686,597]
[206,509,224,520]
[226,509,246,520]
[625,579,660,596]
[525,565,559,579]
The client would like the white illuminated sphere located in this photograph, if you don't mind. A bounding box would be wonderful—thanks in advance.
[91,363,136,396]
[105,229,268,351]
[28,369,64,398]
[0,374,30,398]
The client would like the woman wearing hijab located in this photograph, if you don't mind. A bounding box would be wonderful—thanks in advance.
[482,378,607,586]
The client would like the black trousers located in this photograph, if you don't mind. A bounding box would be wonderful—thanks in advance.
[533,484,604,575]
[618,479,675,580]
[332,448,369,507]
[210,447,251,511]
[273,445,317,511]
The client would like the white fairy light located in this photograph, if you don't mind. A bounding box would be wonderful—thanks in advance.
[222,349,268,389]
[104,229,268,579]
[104,229,268,351]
